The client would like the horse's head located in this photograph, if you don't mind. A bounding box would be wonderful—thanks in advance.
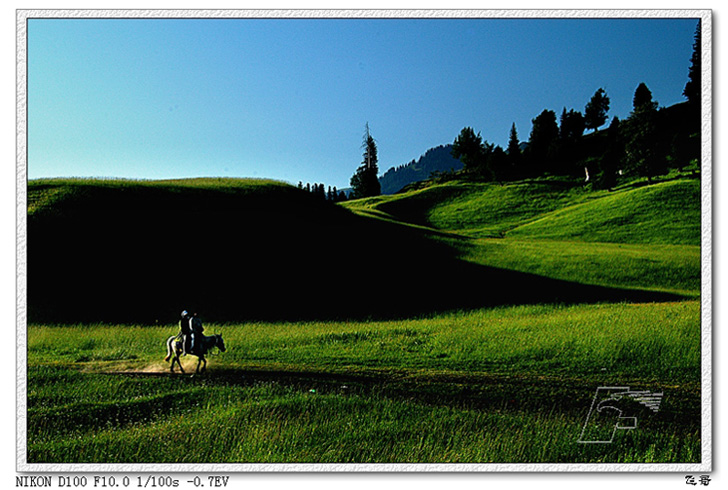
[215,334,226,353]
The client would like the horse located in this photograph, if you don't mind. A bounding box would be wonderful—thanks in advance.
[164,332,226,374]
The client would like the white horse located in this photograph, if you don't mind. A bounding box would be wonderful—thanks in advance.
[164,332,226,374]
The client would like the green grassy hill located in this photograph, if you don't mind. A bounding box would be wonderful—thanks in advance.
[371,179,587,237]
[508,179,700,245]
[27,177,688,324]
[343,175,701,297]
[345,177,700,244]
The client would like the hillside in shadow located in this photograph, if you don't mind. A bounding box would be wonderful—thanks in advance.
[27,179,683,324]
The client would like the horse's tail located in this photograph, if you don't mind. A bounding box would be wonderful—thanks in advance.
[164,336,175,362]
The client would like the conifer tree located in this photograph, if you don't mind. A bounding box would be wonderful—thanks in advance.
[594,116,623,190]
[559,108,585,141]
[528,109,559,172]
[316,183,326,200]
[626,83,665,182]
[507,123,521,166]
[683,22,701,105]
[558,108,585,175]
[451,127,485,174]
[350,123,381,199]
[584,88,610,132]
[633,83,657,112]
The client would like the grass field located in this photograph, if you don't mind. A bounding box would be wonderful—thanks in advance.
[25,174,703,465]
[27,301,700,464]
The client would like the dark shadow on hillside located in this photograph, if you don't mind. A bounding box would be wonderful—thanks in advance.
[27,182,685,324]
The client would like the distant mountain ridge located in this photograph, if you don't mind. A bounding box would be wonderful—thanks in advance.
[379,144,463,194]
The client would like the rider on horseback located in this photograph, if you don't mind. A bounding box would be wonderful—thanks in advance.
[190,312,204,355]
[165,319,225,374]
[179,310,192,355]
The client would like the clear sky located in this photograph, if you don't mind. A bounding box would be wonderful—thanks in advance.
[27,15,699,189]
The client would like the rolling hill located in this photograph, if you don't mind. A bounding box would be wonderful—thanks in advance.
[347,176,701,244]
[342,174,701,297]
[26,177,689,324]
[507,179,700,245]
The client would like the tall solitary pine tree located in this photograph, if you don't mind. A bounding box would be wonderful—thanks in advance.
[507,123,521,162]
[350,123,381,199]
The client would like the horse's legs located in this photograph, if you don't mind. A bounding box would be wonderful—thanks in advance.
[169,352,178,372]
[164,337,174,363]
[169,343,185,373]
[195,355,206,374]
[176,352,185,373]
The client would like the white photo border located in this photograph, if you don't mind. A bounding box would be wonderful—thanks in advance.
[16,8,713,474]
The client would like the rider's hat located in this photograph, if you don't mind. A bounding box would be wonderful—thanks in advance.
[181,310,188,317]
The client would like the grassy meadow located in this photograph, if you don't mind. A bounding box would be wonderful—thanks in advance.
[25,174,702,465]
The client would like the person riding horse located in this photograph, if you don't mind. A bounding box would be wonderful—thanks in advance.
[190,312,204,354]
[165,316,226,374]
[177,310,205,356]
[178,310,192,355]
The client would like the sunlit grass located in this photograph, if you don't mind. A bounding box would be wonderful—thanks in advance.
[508,180,700,245]
[447,237,700,296]
[345,177,700,246]
[27,300,700,464]
[29,301,700,383]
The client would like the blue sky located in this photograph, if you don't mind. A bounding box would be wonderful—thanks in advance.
[27,15,699,189]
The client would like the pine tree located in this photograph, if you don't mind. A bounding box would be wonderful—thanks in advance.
[451,127,485,174]
[683,22,701,105]
[584,88,610,132]
[507,123,521,166]
[633,83,657,112]
[557,108,585,175]
[683,22,702,143]
[594,116,623,190]
[626,83,665,182]
[499,123,520,180]
[350,123,381,199]
[488,146,508,182]
[528,109,559,173]
[559,108,585,141]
